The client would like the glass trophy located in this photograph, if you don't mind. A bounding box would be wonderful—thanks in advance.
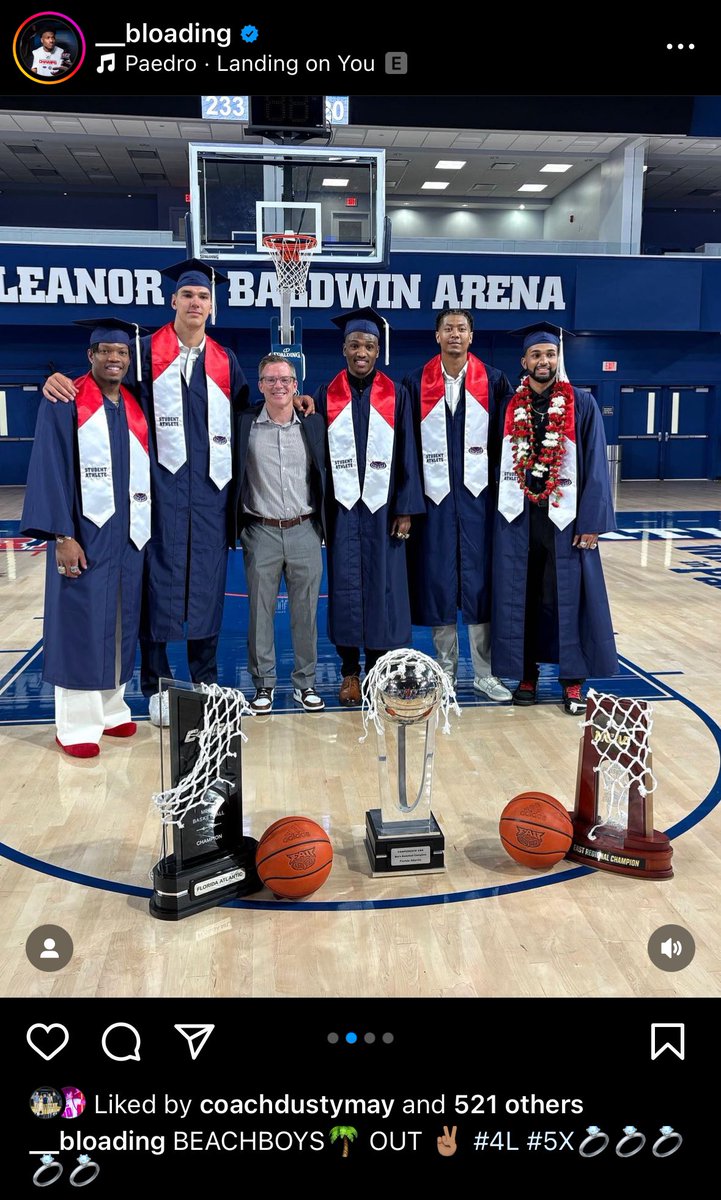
[363,651,453,875]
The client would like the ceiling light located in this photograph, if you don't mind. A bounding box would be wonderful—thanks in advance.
[422,181,450,190]
[322,178,349,186]
[435,160,465,169]
[540,163,572,173]
[518,184,548,192]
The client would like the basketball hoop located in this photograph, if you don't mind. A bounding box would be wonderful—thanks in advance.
[262,232,317,297]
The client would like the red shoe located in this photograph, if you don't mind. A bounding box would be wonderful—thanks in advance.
[103,722,137,738]
[55,736,99,759]
[562,684,586,715]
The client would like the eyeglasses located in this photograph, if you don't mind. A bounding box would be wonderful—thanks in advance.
[260,376,296,387]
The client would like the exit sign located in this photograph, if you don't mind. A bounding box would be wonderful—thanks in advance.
[602,361,618,372]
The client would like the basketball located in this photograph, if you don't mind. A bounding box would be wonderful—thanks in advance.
[499,793,573,870]
[255,816,333,900]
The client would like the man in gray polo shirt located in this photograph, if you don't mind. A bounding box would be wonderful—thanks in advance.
[233,355,328,713]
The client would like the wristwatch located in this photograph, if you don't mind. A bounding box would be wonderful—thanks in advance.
[55,534,72,543]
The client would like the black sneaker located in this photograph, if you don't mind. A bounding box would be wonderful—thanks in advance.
[512,680,537,706]
[250,687,274,714]
[562,684,585,715]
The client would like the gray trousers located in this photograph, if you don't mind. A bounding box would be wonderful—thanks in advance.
[432,621,492,681]
[240,519,323,689]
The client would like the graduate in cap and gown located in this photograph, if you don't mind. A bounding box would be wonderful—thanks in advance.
[137,258,249,723]
[492,322,618,714]
[22,319,151,756]
[403,308,514,700]
[313,307,425,705]
[42,258,251,725]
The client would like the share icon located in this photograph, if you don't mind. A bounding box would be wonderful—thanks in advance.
[174,1024,215,1061]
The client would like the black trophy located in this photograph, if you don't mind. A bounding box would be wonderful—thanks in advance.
[149,681,262,920]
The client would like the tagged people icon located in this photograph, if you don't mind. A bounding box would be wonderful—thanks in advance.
[13,12,86,83]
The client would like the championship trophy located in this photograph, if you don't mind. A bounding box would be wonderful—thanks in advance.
[149,680,263,919]
[566,690,673,879]
[361,649,459,875]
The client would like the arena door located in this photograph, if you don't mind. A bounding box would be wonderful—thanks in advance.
[618,385,713,479]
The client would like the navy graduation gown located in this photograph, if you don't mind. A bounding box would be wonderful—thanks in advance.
[491,387,619,680]
[315,372,425,649]
[133,333,249,641]
[21,395,144,690]
[403,357,513,626]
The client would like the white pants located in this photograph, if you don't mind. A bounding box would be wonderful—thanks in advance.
[432,621,492,681]
[55,685,130,746]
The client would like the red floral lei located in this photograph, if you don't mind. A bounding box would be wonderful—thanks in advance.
[510,377,575,506]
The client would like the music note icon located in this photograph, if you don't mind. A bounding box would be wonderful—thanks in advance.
[97,53,115,73]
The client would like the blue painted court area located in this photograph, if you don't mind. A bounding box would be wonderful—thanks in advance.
[601,509,721,540]
[0,520,678,724]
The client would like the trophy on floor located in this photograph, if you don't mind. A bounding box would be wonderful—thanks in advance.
[362,649,459,875]
[149,680,263,919]
[566,690,673,879]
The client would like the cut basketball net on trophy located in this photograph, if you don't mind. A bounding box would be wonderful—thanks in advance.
[566,689,672,878]
[360,649,460,875]
[152,684,251,827]
[360,648,460,740]
[149,683,262,919]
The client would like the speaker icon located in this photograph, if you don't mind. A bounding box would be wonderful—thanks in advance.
[649,924,694,972]
[660,938,683,959]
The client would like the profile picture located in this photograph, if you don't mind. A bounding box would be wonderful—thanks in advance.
[30,1086,64,1118]
[13,13,86,84]
[61,1086,87,1118]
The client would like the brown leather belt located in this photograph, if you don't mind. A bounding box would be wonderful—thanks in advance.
[248,513,314,529]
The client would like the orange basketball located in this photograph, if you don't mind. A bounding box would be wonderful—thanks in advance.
[255,816,333,900]
[499,793,573,870]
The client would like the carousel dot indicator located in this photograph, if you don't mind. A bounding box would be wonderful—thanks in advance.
[382,1032,394,1044]
[345,1031,358,1044]
[327,1032,339,1044]
[364,1032,376,1044]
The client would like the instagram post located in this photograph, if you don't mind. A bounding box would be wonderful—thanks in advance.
[1,15,718,1181]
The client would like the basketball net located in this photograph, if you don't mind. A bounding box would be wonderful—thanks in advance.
[581,690,657,840]
[262,233,317,297]
[360,648,460,741]
[152,684,251,827]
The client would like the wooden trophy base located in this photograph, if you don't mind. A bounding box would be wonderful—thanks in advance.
[567,821,673,879]
[365,808,445,876]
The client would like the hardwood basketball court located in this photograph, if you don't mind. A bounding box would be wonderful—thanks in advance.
[1,481,719,999]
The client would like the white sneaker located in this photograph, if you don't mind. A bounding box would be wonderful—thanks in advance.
[293,686,325,712]
[148,691,170,727]
[473,675,512,702]
[250,687,274,714]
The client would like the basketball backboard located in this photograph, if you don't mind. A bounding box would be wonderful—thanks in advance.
[188,143,387,265]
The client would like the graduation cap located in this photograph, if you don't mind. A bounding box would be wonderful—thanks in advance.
[160,258,229,326]
[74,317,146,380]
[511,321,575,382]
[331,306,390,366]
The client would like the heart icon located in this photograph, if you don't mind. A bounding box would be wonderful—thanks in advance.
[26,1023,70,1060]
